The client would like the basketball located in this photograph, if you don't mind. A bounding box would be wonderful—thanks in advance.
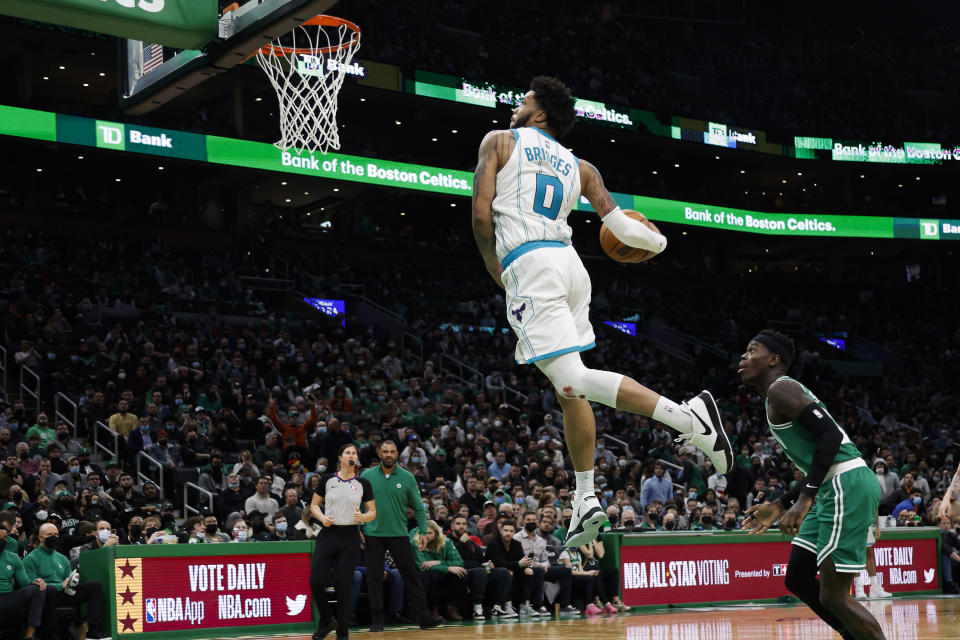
[599,209,661,263]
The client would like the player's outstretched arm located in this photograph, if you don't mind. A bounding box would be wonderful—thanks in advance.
[472,130,510,289]
[581,160,666,254]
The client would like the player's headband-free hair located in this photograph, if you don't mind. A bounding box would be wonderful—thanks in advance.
[752,334,793,369]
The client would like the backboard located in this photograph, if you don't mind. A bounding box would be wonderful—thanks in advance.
[120,0,338,115]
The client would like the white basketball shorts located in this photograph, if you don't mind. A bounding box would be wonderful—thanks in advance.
[500,241,596,365]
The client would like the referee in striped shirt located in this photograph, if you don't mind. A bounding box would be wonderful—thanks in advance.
[310,443,376,640]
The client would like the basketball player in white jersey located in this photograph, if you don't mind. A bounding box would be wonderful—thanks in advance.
[472,76,733,547]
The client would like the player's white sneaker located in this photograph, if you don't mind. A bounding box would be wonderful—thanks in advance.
[565,494,606,548]
[869,582,893,599]
[855,585,868,600]
[675,390,733,474]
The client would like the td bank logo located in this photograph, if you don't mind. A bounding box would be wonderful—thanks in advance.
[919,219,940,239]
[97,122,126,150]
[96,122,175,151]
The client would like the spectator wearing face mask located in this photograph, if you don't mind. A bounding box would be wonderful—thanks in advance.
[69,520,118,567]
[487,451,511,481]
[618,506,638,531]
[183,516,208,543]
[272,513,291,540]
[26,522,111,639]
[693,506,719,531]
[229,519,251,542]
[399,434,427,467]
[893,488,924,521]
[146,429,182,469]
[124,517,146,544]
[660,511,679,532]
[202,514,229,543]
[873,459,900,504]
[218,473,253,521]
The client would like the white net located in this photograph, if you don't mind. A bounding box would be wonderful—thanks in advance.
[255,17,361,154]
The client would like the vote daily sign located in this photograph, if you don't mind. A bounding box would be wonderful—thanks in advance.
[113,552,312,633]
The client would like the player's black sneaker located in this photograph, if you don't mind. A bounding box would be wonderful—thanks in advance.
[676,390,733,473]
[565,494,606,547]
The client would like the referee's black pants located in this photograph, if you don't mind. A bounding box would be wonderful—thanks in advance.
[311,525,363,637]
[364,535,429,622]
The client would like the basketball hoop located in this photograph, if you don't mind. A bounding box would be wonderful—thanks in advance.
[255,15,361,154]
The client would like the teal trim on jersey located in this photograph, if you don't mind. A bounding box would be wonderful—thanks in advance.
[500,240,567,270]
[525,344,583,364]
[580,341,596,352]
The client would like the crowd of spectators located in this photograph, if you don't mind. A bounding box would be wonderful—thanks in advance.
[0,218,957,635]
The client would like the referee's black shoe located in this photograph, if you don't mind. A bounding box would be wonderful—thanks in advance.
[419,614,443,629]
[313,620,336,640]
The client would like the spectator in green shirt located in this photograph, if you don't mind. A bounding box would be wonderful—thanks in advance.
[24,413,56,451]
[0,510,45,640]
[410,520,467,620]
[25,523,110,639]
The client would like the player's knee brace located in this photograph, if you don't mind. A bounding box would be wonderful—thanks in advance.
[535,352,623,408]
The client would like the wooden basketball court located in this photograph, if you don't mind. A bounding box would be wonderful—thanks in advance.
[213,595,959,640]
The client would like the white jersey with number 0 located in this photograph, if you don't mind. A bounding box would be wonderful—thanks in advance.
[491,127,581,263]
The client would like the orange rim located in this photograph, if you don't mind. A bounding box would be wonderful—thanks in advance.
[258,15,361,57]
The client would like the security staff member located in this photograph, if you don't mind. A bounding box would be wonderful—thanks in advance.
[310,444,376,640]
[0,510,45,640]
[361,440,443,632]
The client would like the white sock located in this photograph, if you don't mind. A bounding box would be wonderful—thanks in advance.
[575,470,595,501]
[652,396,695,434]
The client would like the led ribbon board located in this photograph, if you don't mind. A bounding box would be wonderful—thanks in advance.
[2,104,958,240]
[302,298,345,327]
[796,137,960,165]
[408,70,960,163]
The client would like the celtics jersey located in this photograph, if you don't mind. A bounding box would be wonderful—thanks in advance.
[765,376,860,475]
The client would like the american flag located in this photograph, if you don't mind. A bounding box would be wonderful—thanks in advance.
[142,43,164,75]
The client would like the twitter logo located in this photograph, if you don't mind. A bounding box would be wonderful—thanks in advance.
[287,594,307,616]
[924,568,935,584]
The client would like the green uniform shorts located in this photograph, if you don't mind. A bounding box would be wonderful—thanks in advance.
[791,466,882,573]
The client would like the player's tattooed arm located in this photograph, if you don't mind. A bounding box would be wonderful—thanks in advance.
[580,160,619,217]
[472,130,509,289]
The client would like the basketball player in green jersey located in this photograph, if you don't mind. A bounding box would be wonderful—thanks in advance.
[740,330,885,640]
